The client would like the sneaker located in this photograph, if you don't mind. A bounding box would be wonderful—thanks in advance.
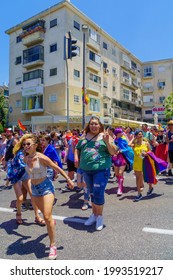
[21,203,27,211]
[81,202,89,211]
[147,187,154,196]
[48,245,57,260]
[134,193,143,202]
[168,170,173,176]
[96,215,104,231]
[61,185,71,192]
[29,203,33,210]
[84,214,96,226]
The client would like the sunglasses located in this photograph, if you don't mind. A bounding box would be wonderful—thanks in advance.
[23,143,34,147]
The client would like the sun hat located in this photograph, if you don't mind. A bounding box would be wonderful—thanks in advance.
[167,120,173,125]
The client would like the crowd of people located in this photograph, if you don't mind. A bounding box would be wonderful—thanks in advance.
[0,118,172,260]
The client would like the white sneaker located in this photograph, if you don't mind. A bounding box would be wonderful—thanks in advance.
[96,215,104,231]
[84,214,96,226]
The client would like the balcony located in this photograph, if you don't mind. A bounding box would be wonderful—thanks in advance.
[86,36,101,52]
[21,27,46,47]
[86,80,101,94]
[86,58,101,72]
[103,94,111,103]
[104,108,111,116]
[143,86,154,93]
[143,101,154,107]
[23,58,44,70]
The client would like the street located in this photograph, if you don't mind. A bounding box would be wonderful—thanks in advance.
[0,167,173,260]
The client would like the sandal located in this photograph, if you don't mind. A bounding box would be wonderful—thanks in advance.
[16,213,23,225]
[35,216,46,226]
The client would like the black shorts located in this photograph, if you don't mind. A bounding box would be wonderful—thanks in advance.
[67,159,77,172]
[168,150,173,163]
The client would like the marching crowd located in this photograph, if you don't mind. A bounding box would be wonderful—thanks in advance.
[0,117,173,260]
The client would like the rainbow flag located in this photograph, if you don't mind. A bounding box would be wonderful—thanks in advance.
[82,87,89,105]
[18,119,26,131]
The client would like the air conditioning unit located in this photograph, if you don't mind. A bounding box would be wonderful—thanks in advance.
[106,68,110,74]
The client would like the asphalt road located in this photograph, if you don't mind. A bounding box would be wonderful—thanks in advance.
[1,166,173,261]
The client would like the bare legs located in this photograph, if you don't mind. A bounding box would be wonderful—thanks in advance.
[33,193,55,246]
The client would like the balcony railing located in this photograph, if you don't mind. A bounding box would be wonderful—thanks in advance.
[20,27,46,47]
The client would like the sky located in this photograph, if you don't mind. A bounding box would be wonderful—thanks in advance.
[1,0,173,85]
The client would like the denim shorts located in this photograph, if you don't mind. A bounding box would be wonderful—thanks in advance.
[82,168,110,205]
[31,177,55,197]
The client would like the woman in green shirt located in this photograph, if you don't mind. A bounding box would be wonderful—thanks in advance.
[75,116,117,231]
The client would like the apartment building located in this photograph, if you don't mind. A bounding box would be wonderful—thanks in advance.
[142,59,173,124]
[5,0,144,131]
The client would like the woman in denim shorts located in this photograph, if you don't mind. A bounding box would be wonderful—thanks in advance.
[75,116,117,231]
[7,135,46,226]
[22,134,74,260]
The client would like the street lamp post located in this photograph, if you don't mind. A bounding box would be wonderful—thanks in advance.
[82,24,88,130]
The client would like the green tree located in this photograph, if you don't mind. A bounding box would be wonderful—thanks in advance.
[164,92,173,119]
[0,95,6,132]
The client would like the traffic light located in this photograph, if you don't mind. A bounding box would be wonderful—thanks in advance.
[67,37,77,59]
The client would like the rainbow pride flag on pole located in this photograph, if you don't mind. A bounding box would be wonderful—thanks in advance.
[82,87,89,105]
[18,119,26,131]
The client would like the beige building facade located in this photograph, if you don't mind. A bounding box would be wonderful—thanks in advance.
[142,59,173,124]
[6,0,169,131]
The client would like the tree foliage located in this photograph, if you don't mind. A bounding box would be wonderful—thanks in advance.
[164,92,173,119]
[0,95,6,132]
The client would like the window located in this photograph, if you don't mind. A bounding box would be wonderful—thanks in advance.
[74,69,80,78]
[145,110,152,114]
[16,36,22,43]
[74,20,80,30]
[49,94,57,103]
[112,81,116,92]
[103,42,108,49]
[23,69,44,83]
[15,100,21,108]
[103,80,108,88]
[131,61,137,70]
[50,43,57,53]
[122,54,131,68]
[123,89,130,100]
[16,77,22,85]
[89,73,101,84]
[158,66,165,72]
[50,19,57,28]
[74,95,80,103]
[144,66,153,77]
[159,96,165,103]
[89,98,100,112]
[143,96,153,102]
[50,68,57,76]
[89,29,100,44]
[103,62,108,70]
[23,45,44,64]
[15,56,22,65]
[112,67,117,77]
[112,48,116,56]
[158,81,165,88]
[89,50,101,64]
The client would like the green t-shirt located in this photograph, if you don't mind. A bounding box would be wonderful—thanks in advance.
[76,138,112,171]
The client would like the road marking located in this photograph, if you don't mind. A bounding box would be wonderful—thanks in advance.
[0,207,86,224]
[143,227,173,235]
